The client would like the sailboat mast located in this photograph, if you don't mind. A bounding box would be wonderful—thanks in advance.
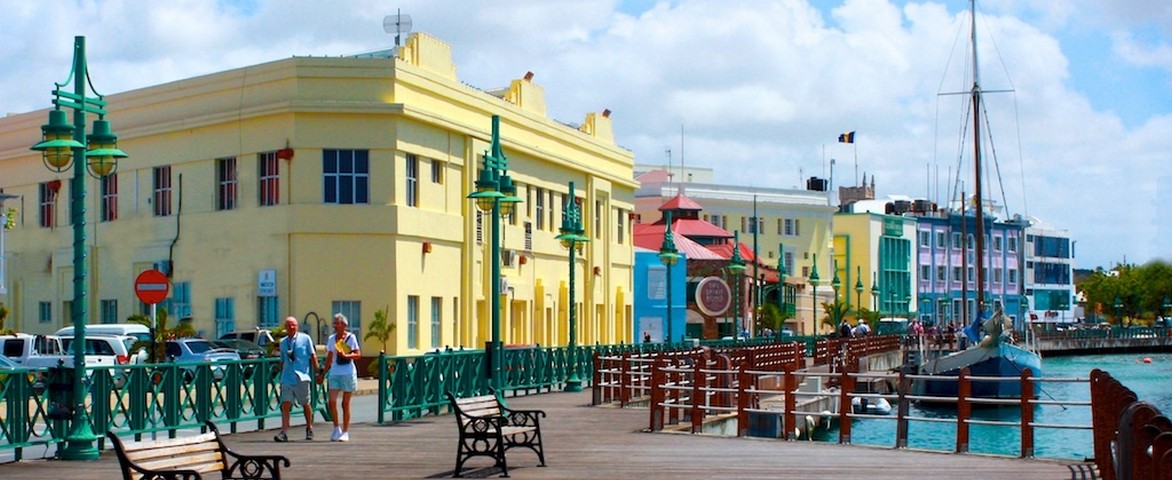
[969,0,987,314]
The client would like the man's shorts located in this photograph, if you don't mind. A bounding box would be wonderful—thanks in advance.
[280,380,311,406]
[329,373,358,393]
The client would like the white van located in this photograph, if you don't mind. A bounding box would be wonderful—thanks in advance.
[55,324,151,343]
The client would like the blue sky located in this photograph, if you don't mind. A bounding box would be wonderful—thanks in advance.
[1,0,1169,268]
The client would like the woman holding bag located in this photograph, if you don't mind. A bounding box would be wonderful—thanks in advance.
[320,313,361,442]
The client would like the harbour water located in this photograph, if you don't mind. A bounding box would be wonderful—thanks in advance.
[832,352,1172,459]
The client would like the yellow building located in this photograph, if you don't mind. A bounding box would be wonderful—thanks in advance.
[0,33,636,355]
[832,208,918,320]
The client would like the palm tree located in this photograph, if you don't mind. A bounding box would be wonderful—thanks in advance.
[129,308,195,363]
[821,299,851,332]
[363,308,396,354]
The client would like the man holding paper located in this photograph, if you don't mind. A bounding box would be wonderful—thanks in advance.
[320,313,361,442]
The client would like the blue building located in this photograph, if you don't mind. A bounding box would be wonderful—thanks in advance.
[632,248,687,343]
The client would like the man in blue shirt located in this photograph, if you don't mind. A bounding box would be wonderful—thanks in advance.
[275,316,320,442]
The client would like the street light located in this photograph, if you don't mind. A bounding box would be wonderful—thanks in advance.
[466,115,521,391]
[776,243,787,317]
[854,266,864,320]
[1163,296,1171,327]
[870,272,879,317]
[28,36,127,461]
[809,253,820,331]
[657,211,680,344]
[831,260,842,326]
[555,181,589,391]
[729,231,746,338]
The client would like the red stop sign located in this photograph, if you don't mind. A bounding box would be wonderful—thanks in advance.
[135,269,171,305]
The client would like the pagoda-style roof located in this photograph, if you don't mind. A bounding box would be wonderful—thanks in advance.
[658,193,704,212]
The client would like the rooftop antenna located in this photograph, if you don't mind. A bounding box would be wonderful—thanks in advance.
[383,9,413,47]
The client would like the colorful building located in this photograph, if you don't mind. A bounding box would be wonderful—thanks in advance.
[0,32,636,355]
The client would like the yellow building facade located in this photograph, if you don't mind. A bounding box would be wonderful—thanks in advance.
[0,33,636,355]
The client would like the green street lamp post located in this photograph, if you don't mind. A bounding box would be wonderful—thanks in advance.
[809,254,820,331]
[854,266,864,319]
[29,36,127,461]
[870,272,879,317]
[657,212,680,343]
[555,182,589,391]
[466,115,521,391]
[776,243,786,316]
[729,231,746,338]
[831,260,841,325]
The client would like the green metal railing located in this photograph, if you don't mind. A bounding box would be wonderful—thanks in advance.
[2,340,724,459]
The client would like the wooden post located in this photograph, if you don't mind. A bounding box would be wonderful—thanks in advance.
[592,353,602,406]
[895,370,909,448]
[1020,368,1034,458]
[838,368,854,444]
[650,358,665,431]
[620,352,630,407]
[691,358,706,433]
[737,362,750,437]
[784,365,797,441]
[956,367,971,453]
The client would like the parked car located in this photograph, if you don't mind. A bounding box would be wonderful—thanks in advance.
[218,329,274,348]
[165,339,241,381]
[59,334,147,389]
[2,333,72,368]
[213,339,267,359]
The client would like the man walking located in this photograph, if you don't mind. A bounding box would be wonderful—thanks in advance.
[275,316,319,442]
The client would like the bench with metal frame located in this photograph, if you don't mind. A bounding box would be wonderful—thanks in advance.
[107,421,289,480]
[446,390,546,477]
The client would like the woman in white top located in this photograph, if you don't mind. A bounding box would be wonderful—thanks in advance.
[320,313,361,442]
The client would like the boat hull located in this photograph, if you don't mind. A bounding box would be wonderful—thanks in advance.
[914,343,1042,400]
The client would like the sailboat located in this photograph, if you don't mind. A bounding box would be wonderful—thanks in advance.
[912,0,1042,402]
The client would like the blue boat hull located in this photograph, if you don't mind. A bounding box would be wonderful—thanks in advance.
[914,343,1042,400]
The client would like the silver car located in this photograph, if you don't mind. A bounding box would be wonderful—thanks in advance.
[165,338,241,381]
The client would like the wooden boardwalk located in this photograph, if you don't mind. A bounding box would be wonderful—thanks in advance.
[0,390,1082,479]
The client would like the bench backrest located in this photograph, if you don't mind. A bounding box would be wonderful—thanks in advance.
[116,432,226,479]
[452,395,502,425]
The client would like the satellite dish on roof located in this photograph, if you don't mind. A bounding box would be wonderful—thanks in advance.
[383,10,413,47]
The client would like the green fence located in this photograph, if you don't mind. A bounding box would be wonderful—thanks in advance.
[1,340,734,460]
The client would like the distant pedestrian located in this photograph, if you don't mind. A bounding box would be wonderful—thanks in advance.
[275,316,319,442]
[854,321,870,336]
[838,320,852,339]
[322,313,361,442]
[643,331,651,343]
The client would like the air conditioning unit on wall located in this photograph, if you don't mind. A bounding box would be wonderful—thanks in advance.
[502,249,517,267]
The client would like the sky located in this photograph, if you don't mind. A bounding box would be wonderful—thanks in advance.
[2,0,1170,269]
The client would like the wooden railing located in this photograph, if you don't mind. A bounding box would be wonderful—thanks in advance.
[1089,369,1172,479]
[645,360,1097,459]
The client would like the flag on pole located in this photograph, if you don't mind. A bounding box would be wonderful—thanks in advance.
[838,131,855,143]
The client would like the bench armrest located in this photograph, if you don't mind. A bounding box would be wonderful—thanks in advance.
[221,450,291,479]
[500,406,546,428]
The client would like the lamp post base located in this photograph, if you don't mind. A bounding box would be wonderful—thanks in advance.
[59,410,99,461]
[563,374,583,392]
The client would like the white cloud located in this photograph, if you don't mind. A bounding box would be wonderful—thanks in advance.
[1,0,1167,267]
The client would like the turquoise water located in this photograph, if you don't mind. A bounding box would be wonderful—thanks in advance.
[831,352,1172,459]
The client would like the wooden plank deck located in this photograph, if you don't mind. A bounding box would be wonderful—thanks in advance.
[0,390,1082,479]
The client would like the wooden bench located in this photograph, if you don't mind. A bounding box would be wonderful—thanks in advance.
[106,421,290,480]
[446,390,546,478]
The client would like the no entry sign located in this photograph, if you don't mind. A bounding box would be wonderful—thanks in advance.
[135,269,170,305]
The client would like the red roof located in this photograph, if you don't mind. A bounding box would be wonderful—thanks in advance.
[672,218,732,238]
[632,224,724,260]
[658,194,704,212]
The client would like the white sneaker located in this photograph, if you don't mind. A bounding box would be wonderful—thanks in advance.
[330,426,342,442]
[338,432,349,442]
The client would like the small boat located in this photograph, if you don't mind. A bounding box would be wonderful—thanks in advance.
[851,396,892,415]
